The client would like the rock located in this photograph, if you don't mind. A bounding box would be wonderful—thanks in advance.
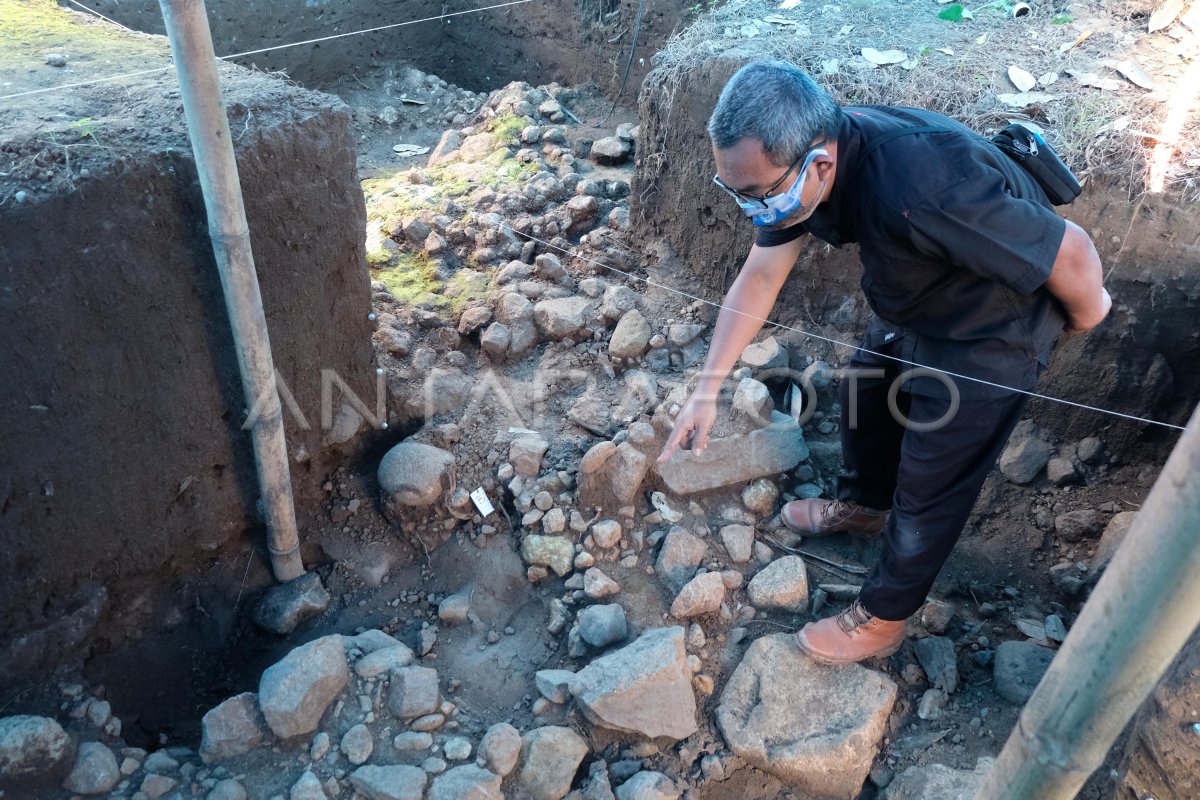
[746,556,810,613]
[998,420,1053,484]
[1046,457,1079,486]
[655,527,708,593]
[443,736,472,761]
[355,644,416,679]
[253,571,330,635]
[438,591,472,624]
[1076,436,1104,464]
[584,568,621,599]
[289,770,326,800]
[532,671,575,708]
[917,688,948,720]
[481,323,511,359]
[591,136,632,165]
[578,604,629,648]
[510,434,550,476]
[522,535,576,577]
[519,726,590,800]
[881,757,995,800]
[994,641,1056,704]
[1090,511,1138,577]
[739,337,787,371]
[402,217,432,244]
[207,778,248,800]
[349,764,428,800]
[600,285,638,320]
[535,252,566,279]
[580,443,617,475]
[142,752,176,773]
[732,378,773,424]
[200,693,267,762]
[258,635,347,739]
[914,636,958,693]
[802,360,836,392]
[616,771,679,800]
[670,572,726,618]
[393,732,433,751]
[379,441,455,508]
[610,310,652,359]
[591,520,622,548]
[429,764,503,800]
[1055,509,1104,542]
[568,627,698,740]
[717,634,897,798]
[140,774,178,798]
[341,723,374,765]
[534,296,592,340]
[741,479,779,515]
[0,715,74,793]
[719,524,755,564]
[63,741,120,795]
[387,666,441,719]
[543,508,567,534]
[918,600,955,634]
[458,305,493,336]
[667,323,704,347]
[579,442,652,508]
[656,418,808,494]
[479,722,523,777]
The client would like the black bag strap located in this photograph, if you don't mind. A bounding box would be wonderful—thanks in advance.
[856,125,949,170]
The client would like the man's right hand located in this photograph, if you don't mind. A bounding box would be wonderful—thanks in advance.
[657,395,718,463]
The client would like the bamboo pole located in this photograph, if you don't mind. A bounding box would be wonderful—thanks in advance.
[157,0,305,582]
[978,401,1200,799]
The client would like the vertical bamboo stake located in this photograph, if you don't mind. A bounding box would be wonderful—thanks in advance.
[158,0,304,582]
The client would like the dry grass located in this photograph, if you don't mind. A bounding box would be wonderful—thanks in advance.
[647,0,1200,196]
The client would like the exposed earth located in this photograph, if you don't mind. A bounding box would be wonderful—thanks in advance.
[1,1,1198,799]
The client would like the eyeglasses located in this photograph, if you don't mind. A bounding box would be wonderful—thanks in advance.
[712,141,827,211]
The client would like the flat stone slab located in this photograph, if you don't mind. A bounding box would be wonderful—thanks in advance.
[569,627,698,741]
[656,421,808,494]
[882,757,995,799]
[716,634,897,799]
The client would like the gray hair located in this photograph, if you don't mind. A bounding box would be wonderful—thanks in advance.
[707,60,841,167]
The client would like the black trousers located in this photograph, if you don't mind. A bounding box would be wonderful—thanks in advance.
[835,345,1028,621]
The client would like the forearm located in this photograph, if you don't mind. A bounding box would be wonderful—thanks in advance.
[694,250,794,398]
[1044,221,1108,331]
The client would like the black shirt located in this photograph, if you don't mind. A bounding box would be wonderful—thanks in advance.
[757,105,1067,400]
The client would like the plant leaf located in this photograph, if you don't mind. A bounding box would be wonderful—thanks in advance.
[1149,0,1185,32]
[1051,13,1073,23]
[996,91,1059,107]
[937,4,965,21]
[1008,65,1037,93]
[861,47,909,65]
[1104,59,1156,89]
[1066,69,1124,91]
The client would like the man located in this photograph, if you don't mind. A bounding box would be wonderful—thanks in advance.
[657,60,1110,664]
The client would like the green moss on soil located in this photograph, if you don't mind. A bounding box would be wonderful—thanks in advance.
[0,0,164,75]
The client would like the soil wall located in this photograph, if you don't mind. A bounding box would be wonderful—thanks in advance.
[85,0,679,96]
[0,19,376,682]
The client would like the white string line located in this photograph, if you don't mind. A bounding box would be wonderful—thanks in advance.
[499,224,1188,432]
[65,0,137,33]
[0,0,535,102]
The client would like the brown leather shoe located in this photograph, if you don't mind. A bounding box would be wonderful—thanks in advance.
[781,499,888,536]
[794,601,906,665]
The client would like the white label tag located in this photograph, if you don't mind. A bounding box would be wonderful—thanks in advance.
[470,487,495,517]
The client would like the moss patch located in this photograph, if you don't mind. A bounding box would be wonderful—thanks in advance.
[488,113,528,148]
[373,254,443,307]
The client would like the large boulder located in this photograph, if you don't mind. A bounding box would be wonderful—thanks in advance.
[569,627,698,740]
[521,535,575,577]
[258,635,348,739]
[478,722,523,777]
[609,310,652,359]
[578,441,653,510]
[0,715,74,794]
[252,571,330,635]
[716,634,897,798]
[199,692,268,762]
[379,441,455,509]
[533,296,593,340]
[386,666,441,719]
[881,757,995,799]
[518,726,590,800]
[654,527,708,594]
[670,572,726,619]
[656,417,808,494]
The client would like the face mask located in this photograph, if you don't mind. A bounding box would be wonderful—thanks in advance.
[746,148,829,228]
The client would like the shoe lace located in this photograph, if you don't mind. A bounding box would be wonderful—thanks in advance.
[835,601,875,635]
[820,500,852,525]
